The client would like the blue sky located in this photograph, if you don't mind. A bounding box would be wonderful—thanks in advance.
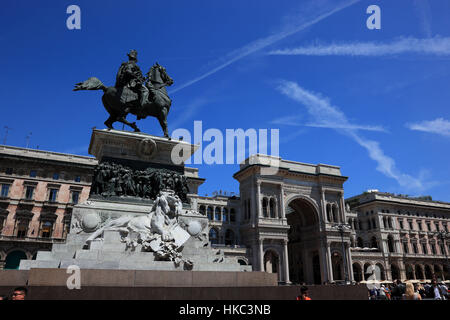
[1,0,449,201]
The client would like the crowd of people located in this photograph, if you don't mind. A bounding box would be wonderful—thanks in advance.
[368,279,449,300]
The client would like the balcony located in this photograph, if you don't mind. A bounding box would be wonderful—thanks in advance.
[0,234,65,244]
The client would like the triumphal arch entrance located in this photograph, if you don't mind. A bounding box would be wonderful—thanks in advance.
[233,154,353,284]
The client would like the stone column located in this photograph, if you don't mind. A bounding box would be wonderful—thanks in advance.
[280,185,286,219]
[320,189,327,226]
[251,182,256,226]
[346,243,354,282]
[259,238,264,271]
[339,192,345,224]
[327,244,333,282]
[283,239,290,284]
[319,238,330,283]
[256,181,262,219]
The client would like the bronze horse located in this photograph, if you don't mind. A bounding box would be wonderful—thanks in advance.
[73,63,174,137]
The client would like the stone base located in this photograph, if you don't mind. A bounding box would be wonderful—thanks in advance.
[21,199,251,273]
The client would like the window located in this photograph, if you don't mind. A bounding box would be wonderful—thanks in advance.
[441,244,446,255]
[413,243,418,254]
[403,242,409,254]
[431,244,436,255]
[417,221,422,231]
[422,243,428,255]
[72,191,80,204]
[25,186,34,200]
[222,208,228,222]
[445,224,448,233]
[408,221,413,230]
[262,198,268,217]
[435,223,440,232]
[388,236,395,253]
[74,176,81,182]
[214,207,221,221]
[29,170,37,178]
[199,205,205,216]
[399,219,404,230]
[40,221,53,238]
[5,168,13,175]
[209,228,218,245]
[230,209,236,223]
[1,184,10,197]
[426,222,431,231]
[48,189,58,202]
[207,207,213,220]
[53,173,59,180]
[16,221,28,238]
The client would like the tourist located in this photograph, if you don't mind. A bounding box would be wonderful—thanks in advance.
[11,287,27,300]
[438,282,448,300]
[296,286,311,300]
[403,282,421,300]
[429,280,443,300]
[378,285,388,300]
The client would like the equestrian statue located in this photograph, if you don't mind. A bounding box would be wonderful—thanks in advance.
[73,50,174,138]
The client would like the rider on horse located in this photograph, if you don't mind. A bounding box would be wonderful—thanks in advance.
[115,50,149,116]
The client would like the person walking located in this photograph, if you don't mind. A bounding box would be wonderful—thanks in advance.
[296,286,312,300]
[403,282,422,300]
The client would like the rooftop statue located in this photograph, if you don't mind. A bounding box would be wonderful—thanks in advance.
[73,50,174,138]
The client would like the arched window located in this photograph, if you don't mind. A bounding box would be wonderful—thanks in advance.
[214,207,221,221]
[225,229,235,246]
[207,207,213,220]
[332,204,338,222]
[357,237,364,248]
[370,236,378,249]
[326,204,332,222]
[40,221,53,238]
[269,198,276,218]
[209,228,219,245]
[222,208,228,222]
[262,198,268,217]
[388,236,395,253]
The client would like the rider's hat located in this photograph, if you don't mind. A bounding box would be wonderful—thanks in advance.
[127,50,138,60]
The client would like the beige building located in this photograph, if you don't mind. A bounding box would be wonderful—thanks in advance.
[1,145,448,285]
[346,191,450,282]
[0,145,96,269]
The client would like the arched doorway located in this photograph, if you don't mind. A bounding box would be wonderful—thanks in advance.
[353,263,363,282]
[286,197,321,284]
[391,264,400,281]
[264,250,279,275]
[415,265,425,280]
[4,250,27,270]
[375,263,386,281]
[424,265,433,280]
[331,252,343,281]
[405,264,415,280]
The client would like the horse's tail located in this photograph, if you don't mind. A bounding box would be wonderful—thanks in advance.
[73,77,107,92]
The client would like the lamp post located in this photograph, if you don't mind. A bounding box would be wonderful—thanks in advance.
[333,223,352,284]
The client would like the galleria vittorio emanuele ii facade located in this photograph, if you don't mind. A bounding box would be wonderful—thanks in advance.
[0,145,448,284]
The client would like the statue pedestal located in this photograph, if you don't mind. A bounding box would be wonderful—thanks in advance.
[21,129,251,275]
[88,129,198,173]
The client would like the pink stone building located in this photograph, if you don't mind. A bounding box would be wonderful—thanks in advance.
[0,145,97,269]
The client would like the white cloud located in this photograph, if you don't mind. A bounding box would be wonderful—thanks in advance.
[268,36,450,56]
[276,80,429,191]
[406,118,450,137]
[169,0,360,94]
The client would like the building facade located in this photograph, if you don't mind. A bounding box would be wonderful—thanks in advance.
[1,145,448,284]
[0,145,97,269]
[346,191,450,283]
